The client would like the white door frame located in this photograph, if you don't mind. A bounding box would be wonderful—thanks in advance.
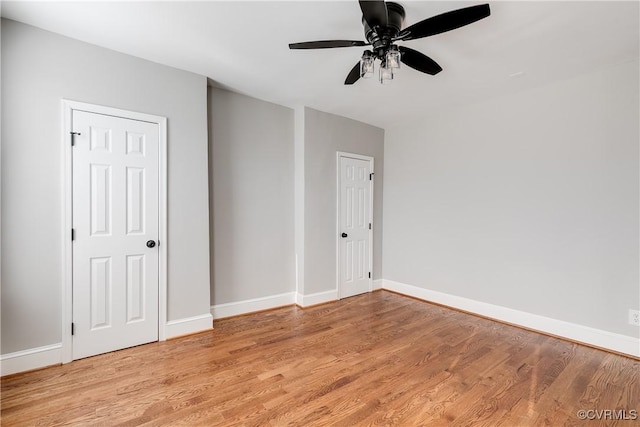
[336,151,374,299]
[61,100,168,363]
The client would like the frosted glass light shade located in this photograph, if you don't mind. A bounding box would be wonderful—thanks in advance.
[360,54,374,78]
[379,61,393,84]
[386,45,400,69]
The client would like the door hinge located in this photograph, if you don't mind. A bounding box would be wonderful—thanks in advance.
[369,173,374,180]
[368,272,371,279]
[71,228,75,241]
[369,223,372,230]
[71,323,75,336]
[70,131,81,146]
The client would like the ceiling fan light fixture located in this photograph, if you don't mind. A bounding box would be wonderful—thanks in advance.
[386,45,401,69]
[360,51,374,78]
[288,2,491,86]
[379,60,393,84]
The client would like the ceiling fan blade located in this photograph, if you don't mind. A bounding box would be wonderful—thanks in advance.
[399,46,442,75]
[289,40,367,49]
[344,62,362,85]
[359,0,388,29]
[397,4,490,41]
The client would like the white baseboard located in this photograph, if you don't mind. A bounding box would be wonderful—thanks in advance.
[211,290,338,318]
[372,279,383,290]
[166,313,213,338]
[1,343,62,376]
[382,279,640,358]
[2,315,213,376]
[296,289,338,307]
[211,292,296,319]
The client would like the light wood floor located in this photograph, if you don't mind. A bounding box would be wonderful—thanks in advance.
[2,291,638,426]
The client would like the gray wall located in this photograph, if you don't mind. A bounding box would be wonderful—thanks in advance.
[304,107,384,295]
[208,87,295,304]
[1,19,211,353]
[384,59,639,337]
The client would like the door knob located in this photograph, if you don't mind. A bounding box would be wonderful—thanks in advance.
[341,233,348,238]
[146,240,156,248]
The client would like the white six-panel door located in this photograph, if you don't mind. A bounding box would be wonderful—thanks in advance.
[72,110,159,360]
[338,154,372,299]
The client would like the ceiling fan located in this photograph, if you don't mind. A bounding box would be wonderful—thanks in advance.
[289,1,490,85]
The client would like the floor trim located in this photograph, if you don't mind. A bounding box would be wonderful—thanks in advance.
[382,279,640,358]
[165,313,213,339]
[211,292,296,319]
[1,312,213,376]
[1,343,62,377]
[296,290,338,307]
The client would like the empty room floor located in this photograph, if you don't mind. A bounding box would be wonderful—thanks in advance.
[1,291,638,426]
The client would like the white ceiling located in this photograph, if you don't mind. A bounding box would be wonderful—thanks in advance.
[2,1,639,129]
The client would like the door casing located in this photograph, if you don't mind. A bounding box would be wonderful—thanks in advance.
[336,151,374,299]
[62,100,168,363]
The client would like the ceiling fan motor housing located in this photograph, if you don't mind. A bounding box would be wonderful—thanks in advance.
[363,2,406,56]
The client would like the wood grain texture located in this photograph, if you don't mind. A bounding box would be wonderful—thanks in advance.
[2,291,638,426]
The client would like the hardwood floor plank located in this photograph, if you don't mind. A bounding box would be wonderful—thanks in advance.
[2,291,638,426]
